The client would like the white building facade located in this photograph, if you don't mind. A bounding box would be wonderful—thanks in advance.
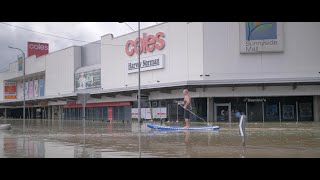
[1,22,319,122]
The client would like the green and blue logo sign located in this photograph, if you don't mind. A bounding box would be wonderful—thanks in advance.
[246,22,277,41]
[240,22,284,53]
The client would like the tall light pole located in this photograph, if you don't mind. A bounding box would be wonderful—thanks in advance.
[8,46,26,129]
[120,22,142,158]
[120,22,141,123]
[137,22,141,124]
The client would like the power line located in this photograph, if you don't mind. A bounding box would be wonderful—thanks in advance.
[124,22,136,31]
[0,22,125,47]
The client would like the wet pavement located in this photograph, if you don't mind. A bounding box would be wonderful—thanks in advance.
[0,119,319,158]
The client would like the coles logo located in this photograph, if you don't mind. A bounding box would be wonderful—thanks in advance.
[27,42,49,57]
[125,32,165,56]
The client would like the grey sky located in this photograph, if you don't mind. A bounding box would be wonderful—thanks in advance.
[0,22,160,72]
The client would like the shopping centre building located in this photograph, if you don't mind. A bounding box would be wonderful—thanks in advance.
[0,22,320,122]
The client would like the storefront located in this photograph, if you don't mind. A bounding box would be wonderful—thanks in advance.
[1,22,320,122]
[132,98,207,122]
[213,96,313,122]
[63,102,131,121]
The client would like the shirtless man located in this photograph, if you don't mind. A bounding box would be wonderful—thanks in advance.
[183,89,192,128]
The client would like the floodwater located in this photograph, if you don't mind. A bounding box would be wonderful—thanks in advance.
[0,119,320,158]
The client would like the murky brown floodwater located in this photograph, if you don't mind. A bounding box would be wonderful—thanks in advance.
[0,119,319,158]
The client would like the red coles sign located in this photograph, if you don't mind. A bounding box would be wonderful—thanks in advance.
[27,42,49,57]
[125,32,165,56]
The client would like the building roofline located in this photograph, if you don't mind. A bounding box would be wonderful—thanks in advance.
[101,22,167,40]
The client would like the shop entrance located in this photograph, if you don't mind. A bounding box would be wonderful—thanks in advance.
[214,103,231,122]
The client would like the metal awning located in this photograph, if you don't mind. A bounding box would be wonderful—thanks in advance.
[1,78,320,106]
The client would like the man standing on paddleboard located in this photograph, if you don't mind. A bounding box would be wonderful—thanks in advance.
[183,89,192,128]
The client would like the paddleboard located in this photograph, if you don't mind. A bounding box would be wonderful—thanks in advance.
[147,124,219,131]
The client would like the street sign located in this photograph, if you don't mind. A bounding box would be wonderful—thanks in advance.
[77,93,90,106]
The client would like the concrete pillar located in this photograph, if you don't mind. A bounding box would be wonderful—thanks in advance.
[314,96,320,122]
[207,97,214,123]
[48,106,51,120]
[58,105,62,121]
[52,106,55,120]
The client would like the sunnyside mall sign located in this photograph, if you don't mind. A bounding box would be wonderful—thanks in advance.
[125,32,165,74]
[239,22,284,53]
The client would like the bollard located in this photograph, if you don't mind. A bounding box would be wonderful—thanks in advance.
[239,115,247,137]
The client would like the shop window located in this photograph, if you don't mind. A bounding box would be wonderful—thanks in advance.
[299,102,313,121]
[264,103,279,121]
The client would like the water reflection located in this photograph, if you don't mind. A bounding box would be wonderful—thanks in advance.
[145,128,220,158]
[2,134,45,158]
[138,122,141,158]
[183,130,192,158]
[1,120,320,158]
[240,136,246,158]
[74,146,102,158]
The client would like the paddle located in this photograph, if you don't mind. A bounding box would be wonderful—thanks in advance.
[173,100,211,125]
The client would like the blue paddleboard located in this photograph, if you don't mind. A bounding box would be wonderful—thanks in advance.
[147,124,219,131]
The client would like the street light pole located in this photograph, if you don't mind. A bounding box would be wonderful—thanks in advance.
[119,22,141,124]
[8,46,26,130]
[119,22,142,157]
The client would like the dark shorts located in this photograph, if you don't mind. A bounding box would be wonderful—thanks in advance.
[184,109,191,119]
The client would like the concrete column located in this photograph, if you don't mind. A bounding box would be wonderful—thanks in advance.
[207,97,214,123]
[52,106,55,120]
[48,106,51,120]
[314,96,320,122]
[58,105,62,121]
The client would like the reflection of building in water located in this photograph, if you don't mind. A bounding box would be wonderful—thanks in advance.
[131,123,147,133]
[4,137,17,155]
[74,146,101,158]
[4,136,45,158]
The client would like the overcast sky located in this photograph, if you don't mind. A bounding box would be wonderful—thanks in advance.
[0,22,160,72]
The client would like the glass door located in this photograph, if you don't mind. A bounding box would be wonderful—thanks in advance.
[214,103,231,122]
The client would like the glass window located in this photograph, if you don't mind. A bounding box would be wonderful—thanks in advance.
[75,108,79,120]
[152,101,158,108]
[132,102,137,108]
[282,104,295,121]
[119,106,125,120]
[192,98,207,122]
[247,101,263,122]
[299,102,313,121]
[95,107,98,121]
[71,108,75,120]
[216,105,230,122]
[90,108,94,120]
[160,100,166,107]
[79,108,82,120]
[280,96,296,121]
[167,100,178,122]
[113,107,118,120]
[263,97,280,122]
[103,107,107,121]
[264,103,279,121]
[230,97,246,122]
[124,106,131,121]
